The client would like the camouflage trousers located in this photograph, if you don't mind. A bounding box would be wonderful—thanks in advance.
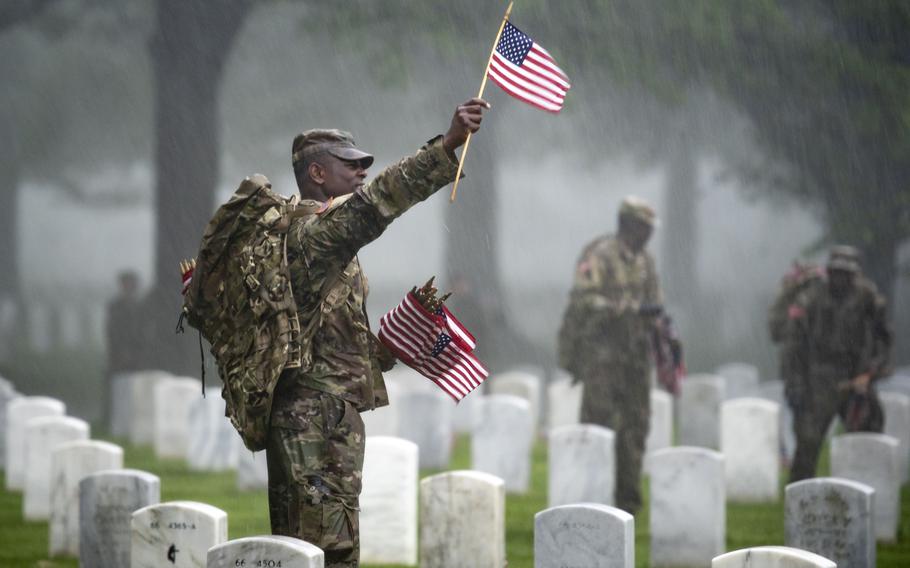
[790,376,883,483]
[267,384,364,568]
[579,364,650,514]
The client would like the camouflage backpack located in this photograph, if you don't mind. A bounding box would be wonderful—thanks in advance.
[182,174,318,451]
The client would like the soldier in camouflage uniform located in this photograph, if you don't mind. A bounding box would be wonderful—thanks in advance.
[557,196,663,514]
[267,98,488,567]
[768,261,824,410]
[787,245,892,482]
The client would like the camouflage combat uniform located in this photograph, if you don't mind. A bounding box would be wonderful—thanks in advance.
[558,231,662,514]
[267,136,458,567]
[767,264,824,408]
[788,260,892,482]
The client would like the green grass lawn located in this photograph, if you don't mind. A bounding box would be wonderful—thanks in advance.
[2,435,909,567]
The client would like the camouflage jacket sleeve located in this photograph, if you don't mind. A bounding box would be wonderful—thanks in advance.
[289,136,458,288]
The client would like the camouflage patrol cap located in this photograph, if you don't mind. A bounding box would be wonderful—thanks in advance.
[291,129,374,168]
[827,244,861,273]
[618,195,657,227]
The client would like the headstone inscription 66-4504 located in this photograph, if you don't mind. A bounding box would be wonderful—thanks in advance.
[131,501,228,568]
[207,536,324,568]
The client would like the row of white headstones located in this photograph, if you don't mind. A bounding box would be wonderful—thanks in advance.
[2,366,909,567]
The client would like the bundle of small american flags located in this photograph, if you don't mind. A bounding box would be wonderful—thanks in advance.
[378,291,489,402]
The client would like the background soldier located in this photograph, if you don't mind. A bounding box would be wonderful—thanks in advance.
[267,98,487,567]
[557,196,663,514]
[105,270,146,428]
[787,245,892,482]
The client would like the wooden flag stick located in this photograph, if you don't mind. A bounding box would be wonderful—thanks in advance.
[450,1,513,203]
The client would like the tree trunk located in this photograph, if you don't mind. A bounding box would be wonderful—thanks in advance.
[661,141,699,309]
[145,0,249,375]
[443,125,534,371]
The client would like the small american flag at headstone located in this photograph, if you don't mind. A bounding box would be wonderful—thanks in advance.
[379,292,489,402]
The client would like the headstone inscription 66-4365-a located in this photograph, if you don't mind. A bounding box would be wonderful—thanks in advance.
[131,501,227,568]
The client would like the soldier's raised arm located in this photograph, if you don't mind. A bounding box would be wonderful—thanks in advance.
[289,98,489,279]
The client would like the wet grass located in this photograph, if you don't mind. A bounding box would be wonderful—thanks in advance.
[1,435,910,567]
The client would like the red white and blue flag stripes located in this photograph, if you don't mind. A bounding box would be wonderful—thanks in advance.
[378,292,489,402]
[488,20,571,113]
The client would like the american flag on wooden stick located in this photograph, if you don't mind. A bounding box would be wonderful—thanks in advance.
[488,20,571,113]
[379,292,489,402]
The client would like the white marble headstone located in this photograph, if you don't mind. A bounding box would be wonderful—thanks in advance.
[546,378,582,431]
[420,470,505,568]
[154,376,202,459]
[645,389,673,472]
[678,374,724,449]
[80,469,161,568]
[831,432,901,542]
[131,501,228,568]
[187,395,239,472]
[535,504,634,568]
[721,398,780,502]
[361,374,401,437]
[712,546,836,567]
[714,362,760,400]
[236,447,269,492]
[360,436,417,566]
[877,373,910,399]
[207,536,324,568]
[0,382,21,470]
[472,394,533,493]
[49,440,124,557]
[881,391,910,482]
[755,380,796,460]
[650,447,725,567]
[23,415,90,520]
[129,370,171,445]
[548,424,614,507]
[109,371,133,437]
[397,389,453,469]
[785,477,875,568]
[5,395,65,489]
[452,390,483,434]
[489,370,542,432]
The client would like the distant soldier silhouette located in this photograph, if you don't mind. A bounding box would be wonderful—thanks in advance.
[558,196,663,514]
[784,245,892,481]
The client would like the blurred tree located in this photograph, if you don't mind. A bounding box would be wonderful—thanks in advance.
[0,1,61,335]
[145,0,251,373]
[538,0,910,299]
